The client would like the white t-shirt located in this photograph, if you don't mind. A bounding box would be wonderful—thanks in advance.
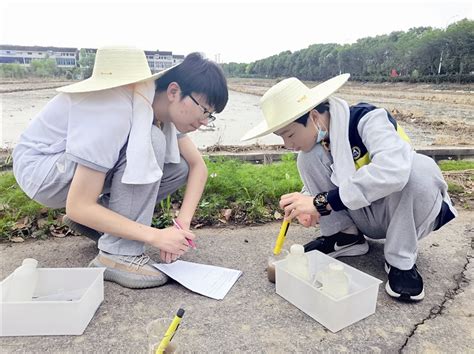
[13,86,177,199]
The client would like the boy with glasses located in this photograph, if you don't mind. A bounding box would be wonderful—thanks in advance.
[189,94,217,124]
[13,47,228,289]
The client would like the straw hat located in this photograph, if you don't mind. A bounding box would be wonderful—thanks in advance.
[241,73,350,141]
[57,46,178,93]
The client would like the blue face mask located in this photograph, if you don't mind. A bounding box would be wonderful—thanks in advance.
[315,123,327,144]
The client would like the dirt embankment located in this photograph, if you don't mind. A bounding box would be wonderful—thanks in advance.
[228,78,474,146]
[0,80,72,93]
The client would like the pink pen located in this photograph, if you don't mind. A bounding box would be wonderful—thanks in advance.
[172,219,197,249]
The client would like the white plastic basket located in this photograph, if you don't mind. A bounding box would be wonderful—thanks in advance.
[1,268,104,336]
[275,250,382,332]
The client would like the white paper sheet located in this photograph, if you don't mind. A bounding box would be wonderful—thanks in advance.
[153,260,242,300]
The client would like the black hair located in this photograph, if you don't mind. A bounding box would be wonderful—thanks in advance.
[294,101,330,126]
[155,52,228,113]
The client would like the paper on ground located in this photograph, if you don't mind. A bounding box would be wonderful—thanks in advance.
[153,260,242,300]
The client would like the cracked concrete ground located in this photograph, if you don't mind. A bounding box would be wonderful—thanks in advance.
[1,211,472,352]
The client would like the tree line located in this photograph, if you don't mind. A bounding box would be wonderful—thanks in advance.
[222,19,474,83]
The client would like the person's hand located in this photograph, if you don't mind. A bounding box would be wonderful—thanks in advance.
[147,227,195,263]
[160,250,180,264]
[296,213,319,227]
[175,217,191,233]
[280,192,319,221]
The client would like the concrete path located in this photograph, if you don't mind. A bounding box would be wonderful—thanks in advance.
[1,211,472,352]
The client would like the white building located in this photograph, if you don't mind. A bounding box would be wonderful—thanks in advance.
[0,45,77,67]
[146,50,184,73]
[1,45,185,72]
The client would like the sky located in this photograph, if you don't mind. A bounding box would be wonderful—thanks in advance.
[1,0,472,63]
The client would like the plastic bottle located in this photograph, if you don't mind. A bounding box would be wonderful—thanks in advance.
[320,262,349,299]
[22,258,38,268]
[4,258,39,302]
[286,244,310,281]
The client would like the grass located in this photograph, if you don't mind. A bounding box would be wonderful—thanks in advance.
[0,173,43,239]
[1,156,472,241]
[438,160,474,171]
[189,154,302,225]
[0,172,65,241]
[447,182,464,194]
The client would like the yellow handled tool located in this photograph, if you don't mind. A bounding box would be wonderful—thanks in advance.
[273,219,290,255]
[156,308,185,354]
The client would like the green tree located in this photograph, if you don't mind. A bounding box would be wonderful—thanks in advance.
[444,19,474,79]
[222,19,473,83]
[78,49,95,79]
[0,63,28,78]
[29,58,58,77]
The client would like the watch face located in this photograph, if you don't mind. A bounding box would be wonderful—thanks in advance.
[315,195,326,205]
[314,192,330,215]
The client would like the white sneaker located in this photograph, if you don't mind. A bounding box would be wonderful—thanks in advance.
[89,251,168,289]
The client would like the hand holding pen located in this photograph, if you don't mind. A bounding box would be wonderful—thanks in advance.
[173,219,197,249]
[155,224,196,263]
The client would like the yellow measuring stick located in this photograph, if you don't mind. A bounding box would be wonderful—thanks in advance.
[156,308,185,354]
[273,219,290,255]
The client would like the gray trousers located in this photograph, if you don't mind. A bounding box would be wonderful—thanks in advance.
[34,126,189,256]
[297,144,445,270]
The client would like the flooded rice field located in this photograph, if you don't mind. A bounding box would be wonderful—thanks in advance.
[1,79,473,150]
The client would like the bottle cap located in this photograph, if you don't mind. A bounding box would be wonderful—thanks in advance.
[22,258,38,268]
[290,244,305,255]
[328,262,344,271]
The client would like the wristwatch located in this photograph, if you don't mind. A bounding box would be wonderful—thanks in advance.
[313,192,331,216]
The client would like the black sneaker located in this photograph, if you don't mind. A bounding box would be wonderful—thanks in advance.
[385,262,425,301]
[62,215,102,242]
[303,232,369,257]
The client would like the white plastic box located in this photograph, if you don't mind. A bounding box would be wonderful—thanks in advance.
[1,268,104,336]
[275,250,382,333]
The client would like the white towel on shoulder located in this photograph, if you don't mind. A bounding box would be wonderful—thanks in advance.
[122,81,180,184]
[328,96,356,186]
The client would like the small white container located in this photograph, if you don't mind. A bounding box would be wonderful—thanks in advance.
[274,250,382,333]
[286,244,310,281]
[0,268,105,336]
[316,262,349,299]
[4,265,39,302]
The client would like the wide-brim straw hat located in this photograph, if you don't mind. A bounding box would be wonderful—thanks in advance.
[57,46,178,93]
[241,73,350,141]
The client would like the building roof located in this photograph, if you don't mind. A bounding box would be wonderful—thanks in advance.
[0,45,77,52]
[0,45,183,57]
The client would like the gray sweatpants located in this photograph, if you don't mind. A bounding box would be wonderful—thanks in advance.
[33,125,189,256]
[297,144,445,270]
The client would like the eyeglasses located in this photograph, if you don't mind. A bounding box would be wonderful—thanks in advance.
[188,94,216,124]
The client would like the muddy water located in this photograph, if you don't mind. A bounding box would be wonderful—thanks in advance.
[187,90,282,149]
[1,89,281,149]
[2,88,59,148]
[1,87,469,149]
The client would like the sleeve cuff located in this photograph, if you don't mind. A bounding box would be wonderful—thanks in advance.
[327,188,347,211]
[66,153,109,173]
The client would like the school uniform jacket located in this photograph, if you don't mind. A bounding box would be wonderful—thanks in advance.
[324,97,456,220]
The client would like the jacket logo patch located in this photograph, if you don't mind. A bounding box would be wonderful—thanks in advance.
[352,146,362,160]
